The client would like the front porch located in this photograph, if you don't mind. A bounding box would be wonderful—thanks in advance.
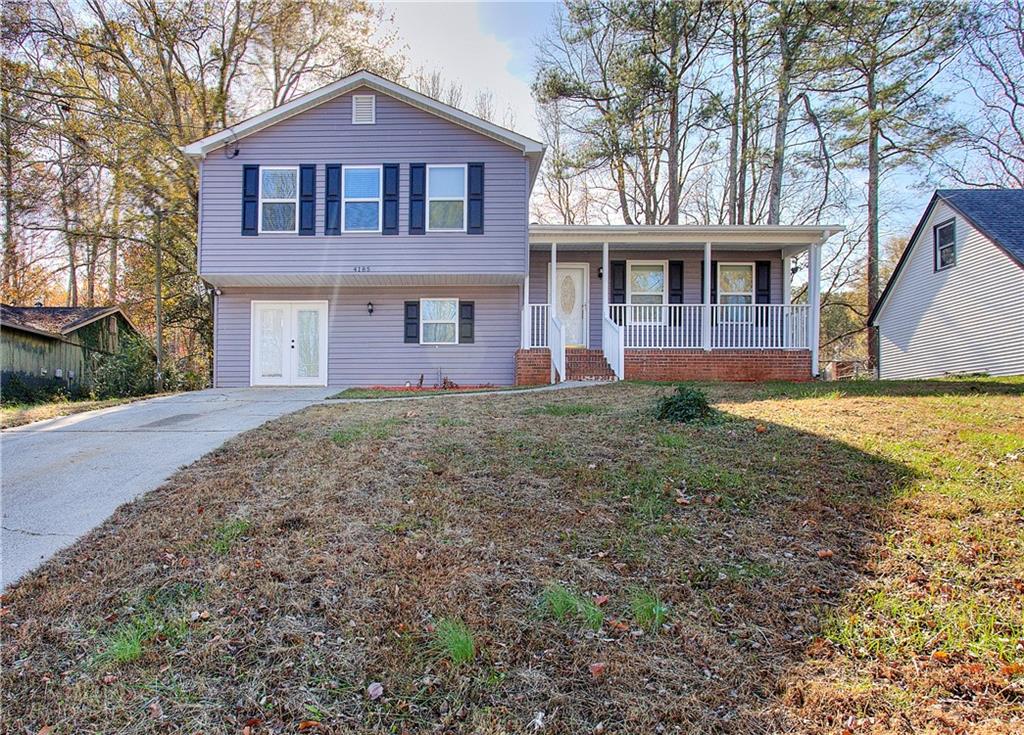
[519,225,841,383]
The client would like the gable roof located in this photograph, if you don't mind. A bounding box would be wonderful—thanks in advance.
[869,188,1024,326]
[181,70,546,188]
[1,304,133,338]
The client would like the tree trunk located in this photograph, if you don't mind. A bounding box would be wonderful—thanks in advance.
[866,68,880,370]
[109,169,122,303]
[736,10,749,225]
[666,33,680,225]
[768,30,792,224]
[1,88,15,295]
[727,12,740,225]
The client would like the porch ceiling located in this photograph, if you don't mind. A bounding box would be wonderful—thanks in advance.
[528,224,843,252]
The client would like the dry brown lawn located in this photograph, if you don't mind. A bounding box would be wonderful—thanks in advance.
[2,379,1022,734]
[1,394,172,430]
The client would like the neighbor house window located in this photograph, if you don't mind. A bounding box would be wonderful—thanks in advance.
[420,298,459,344]
[427,165,466,231]
[259,166,298,233]
[627,261,667,323]
[343,166,382,232]
[718,263,754,322]
[934,219,956,270]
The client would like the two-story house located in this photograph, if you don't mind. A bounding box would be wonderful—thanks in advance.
[183,71,840,388]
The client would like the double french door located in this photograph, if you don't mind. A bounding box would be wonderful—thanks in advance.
[250,301,328,386]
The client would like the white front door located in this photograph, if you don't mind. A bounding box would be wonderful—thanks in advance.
[553,264,588,347]
[251,301,328,386]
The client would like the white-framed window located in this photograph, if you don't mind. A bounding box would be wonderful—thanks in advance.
[352,94,376,125]
[934,218,956,271]
[258,166,299,233]
[342,165,382,232]
[420,298,459,344]
[718,262,754,322]
[627,260,667,323]
[427,164,467,232]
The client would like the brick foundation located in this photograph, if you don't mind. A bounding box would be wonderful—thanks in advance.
[624,349,812,382]
[515,348,552,386]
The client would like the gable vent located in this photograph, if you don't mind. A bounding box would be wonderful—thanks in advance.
[352,94,375,125]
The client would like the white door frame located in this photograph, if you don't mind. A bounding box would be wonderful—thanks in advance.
[250,300,329,386]
[547,262,589,348]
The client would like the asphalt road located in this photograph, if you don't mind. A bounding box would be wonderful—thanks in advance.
[1,387,334,588]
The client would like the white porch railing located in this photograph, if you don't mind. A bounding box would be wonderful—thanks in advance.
[548,312,566,381]
[526,303,811,351]
[521,303,549,348]
[601,314,625,379]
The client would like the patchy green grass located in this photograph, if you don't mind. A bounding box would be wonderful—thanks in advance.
[3,378,1023,734]
[432,618,476,665]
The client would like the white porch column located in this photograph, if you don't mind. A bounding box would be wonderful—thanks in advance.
[521,274,530,348]
[808,242,822,377]
[702,241,712,351]
[781,256,792,305]
[550,241,557,383]
[601,242,609,320]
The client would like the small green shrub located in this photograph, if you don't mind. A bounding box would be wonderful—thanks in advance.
[210,519,252,555]
[630,588,671,631]
[432,617,476,665]
[91,333,157,399]
[654,385,710,423]
[540,582,604,631]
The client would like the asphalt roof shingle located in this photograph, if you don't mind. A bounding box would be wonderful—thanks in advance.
[937,188,1024,267]
[0,305,120,337]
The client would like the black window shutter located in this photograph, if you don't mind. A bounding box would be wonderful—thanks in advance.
[409,164,425,234]
[755,261,771,303]
[299,164,316,235]
[459,301,475,343]
[467,163,484,234]
[325,165,340,235]
[610,260,626,325]
[382,164,399,234]
[668,260,684,326]
[404,301,420,343]
[242,165,259,235]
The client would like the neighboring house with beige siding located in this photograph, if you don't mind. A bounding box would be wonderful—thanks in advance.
[870,189,1024,380]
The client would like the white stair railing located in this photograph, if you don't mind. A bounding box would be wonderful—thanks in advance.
[521,303,549,348]
[548,312,566,381]
[601,314,624,380]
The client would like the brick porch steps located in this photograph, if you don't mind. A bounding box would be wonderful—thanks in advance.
[566,348,616,381]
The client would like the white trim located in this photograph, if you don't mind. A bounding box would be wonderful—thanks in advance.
[257,166,299,234]
[426,164,467,232]
[351,94,376,125]
[530,224,844,246]
[180,72,544,187]
[249,300,328,386]
[341,165,383,233]
[717,262,755,322]
[546,261,590,348]
[419,297,460,345]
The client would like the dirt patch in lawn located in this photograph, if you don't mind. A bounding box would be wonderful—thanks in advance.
[2,380,1022,733]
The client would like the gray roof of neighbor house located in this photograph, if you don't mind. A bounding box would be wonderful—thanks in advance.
[936,189,1024,268]
[869,188,1024,326]
[0,305,130,338]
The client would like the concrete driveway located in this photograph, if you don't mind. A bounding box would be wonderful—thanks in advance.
[1,387,335,588]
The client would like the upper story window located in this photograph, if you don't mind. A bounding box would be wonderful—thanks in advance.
[259,166,298,233]
[718,262,754,322]
[934,218,956,270]
[427,165,467,231]
[343,166,382,232]
[352,94,375,124]
[420,298,458,344]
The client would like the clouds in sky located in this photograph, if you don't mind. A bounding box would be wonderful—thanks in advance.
[380,1,557,139]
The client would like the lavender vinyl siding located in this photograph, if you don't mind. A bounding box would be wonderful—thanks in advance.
[214,286,521,387]
[199,89,529,278]
[529,249,784,349]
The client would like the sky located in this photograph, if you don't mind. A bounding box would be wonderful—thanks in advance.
[380,1,557,140]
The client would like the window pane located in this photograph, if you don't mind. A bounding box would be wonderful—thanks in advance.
[719,265,753,293]
[259,308,284,377]
[261,202,296,231]
[344,201,379,231]
[344,168,380,198]
[429,200,464,229]
[721,294,752,305]
[296,310,319,378]
[631,294,662,304]
[937,223,955,249]
[429,167,465,198]
[939,244,956,268]
[423,322,456,343]
[422,299,457,321]
[262,169,296,198]
[630,265,664,293]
